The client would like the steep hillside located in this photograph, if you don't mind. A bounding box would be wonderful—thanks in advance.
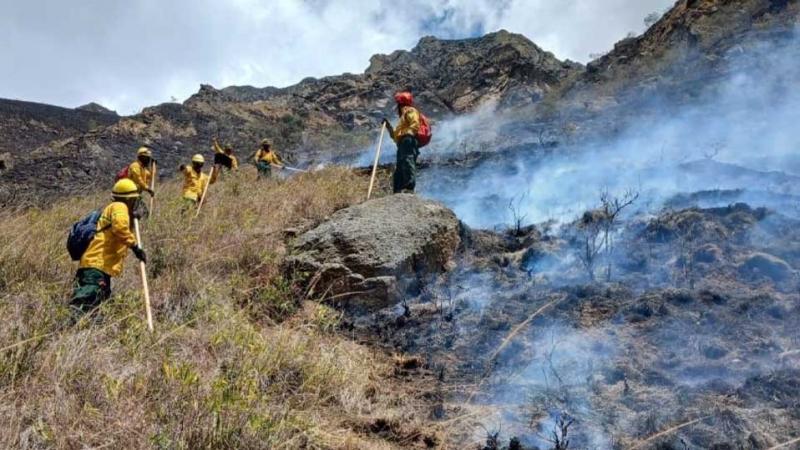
[0,168,445,449]
[0,30,578,205]
[0,98,119,177]
[553,0,799,127]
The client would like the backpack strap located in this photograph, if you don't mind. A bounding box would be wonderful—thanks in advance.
[96,211,113,234]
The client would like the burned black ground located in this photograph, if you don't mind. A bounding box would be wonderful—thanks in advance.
[350,199,800,449]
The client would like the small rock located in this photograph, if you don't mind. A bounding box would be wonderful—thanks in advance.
[738,252,793,282]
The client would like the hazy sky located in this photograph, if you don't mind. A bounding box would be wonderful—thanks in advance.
[0,0,674,114]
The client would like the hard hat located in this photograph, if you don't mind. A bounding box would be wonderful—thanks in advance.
[191,154,205,163]
[260,138,272,147]
[111,179,140,198]
[137,146,152,157]
[394,91,414,106]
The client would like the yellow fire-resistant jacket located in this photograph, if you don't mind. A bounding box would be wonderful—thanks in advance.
[79,202,138,277]
[255,149,282,166]
[390,106,420,143]
[181,166,218,201]
[128,160,152,192]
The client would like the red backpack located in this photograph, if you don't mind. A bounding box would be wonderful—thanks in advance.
[115,165,129,181]
[417,112,432,147]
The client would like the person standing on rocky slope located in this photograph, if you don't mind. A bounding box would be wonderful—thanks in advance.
[179,154,218,208]
[70,179,147,316]
[127,146,156,217]
[212,138,239,171]
[383,92,421,193]
[254,139,283,178]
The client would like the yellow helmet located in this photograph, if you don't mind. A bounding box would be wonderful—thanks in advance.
[191,154,205,163]
[112,179,140,199]
[260,138,272,147]
[137,146,152,157]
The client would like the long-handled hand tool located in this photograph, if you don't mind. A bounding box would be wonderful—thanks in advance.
[366,122,387,201]
[274,164,309,173]
[133,218,154,332]
[149,161,157,215]
[195,165,217,218]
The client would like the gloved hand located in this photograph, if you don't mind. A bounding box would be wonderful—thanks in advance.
[132,207,143,220]
[381,118,391,127]
[131,245,147,264]
[146,188,155,197]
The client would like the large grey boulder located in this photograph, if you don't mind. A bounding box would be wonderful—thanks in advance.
[286,194,461,311]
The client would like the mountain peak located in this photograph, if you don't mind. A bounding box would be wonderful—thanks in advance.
[75,102,118,116]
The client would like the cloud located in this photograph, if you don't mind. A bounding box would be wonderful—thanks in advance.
[0,0,673,114]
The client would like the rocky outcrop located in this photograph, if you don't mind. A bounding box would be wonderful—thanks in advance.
[285,194,461,312]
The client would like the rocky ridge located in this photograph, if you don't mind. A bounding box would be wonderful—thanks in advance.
[1,0,798,205]
[0,30,578,204]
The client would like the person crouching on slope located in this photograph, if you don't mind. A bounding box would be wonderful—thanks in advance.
[179,154,218,208]
[127,146,156,218]
[70,179,147,315]
[254,139,282,179]
[383,91,421,193]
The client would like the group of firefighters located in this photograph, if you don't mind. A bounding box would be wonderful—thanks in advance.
[69,91,426,318]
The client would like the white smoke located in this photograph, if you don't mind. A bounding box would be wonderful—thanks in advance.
[418,30,800,229]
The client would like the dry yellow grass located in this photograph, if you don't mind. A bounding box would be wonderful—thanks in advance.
[0,166,429,449]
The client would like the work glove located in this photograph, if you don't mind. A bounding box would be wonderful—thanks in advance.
[381,118,391,127]
[146,188,155,197]
[131,245,147,264]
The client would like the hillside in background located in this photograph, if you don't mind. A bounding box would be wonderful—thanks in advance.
[0,30,579,204]
[1,0,797,205]
[2,1,800,448]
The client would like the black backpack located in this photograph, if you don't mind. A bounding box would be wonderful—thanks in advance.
[67,210,110,261]
[214,152,233,169]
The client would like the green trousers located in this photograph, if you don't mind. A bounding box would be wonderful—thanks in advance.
[393,136,419,193]
[257,161,272,178]
[70,268,111,314]
[181,197,198,214]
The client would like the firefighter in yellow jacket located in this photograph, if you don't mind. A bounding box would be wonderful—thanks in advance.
[128,147,156,196]
[70,179,147,314]
[179,154,218,207]
[254,139,282,178]
[382,91,421,193]
[127,146,156,217]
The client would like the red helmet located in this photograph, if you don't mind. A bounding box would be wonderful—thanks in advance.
[394,91,414,106]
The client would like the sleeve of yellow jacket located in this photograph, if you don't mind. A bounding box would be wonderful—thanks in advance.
[266,152,281,166]
[79,202,137,277]
[213,140,224,154]
[391,106,420,143]
[230,156,239,170]
[128,161,151,191]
